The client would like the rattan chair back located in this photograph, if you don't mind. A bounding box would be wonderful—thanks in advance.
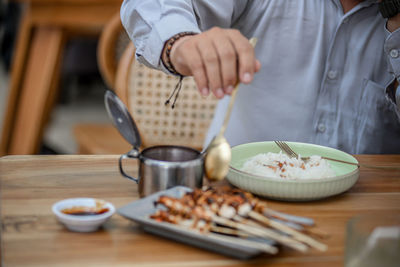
[116,43,217,151]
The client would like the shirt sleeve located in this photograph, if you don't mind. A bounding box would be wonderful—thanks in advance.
[120,0,248,73]
[384,26,400,114]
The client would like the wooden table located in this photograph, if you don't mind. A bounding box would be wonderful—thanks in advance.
[0,0,122,155]
[1,155,399,266]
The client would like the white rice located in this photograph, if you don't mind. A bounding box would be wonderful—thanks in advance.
[240,152,335,179]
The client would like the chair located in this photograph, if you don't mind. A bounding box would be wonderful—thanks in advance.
[97,12,131,89]
[74,14,217,154]
[115,43,217,151]
[73,12,131,154]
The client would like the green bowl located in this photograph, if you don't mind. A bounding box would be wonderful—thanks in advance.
[227,141,360,201]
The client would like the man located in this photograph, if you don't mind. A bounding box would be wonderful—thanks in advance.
[121,0,400,154]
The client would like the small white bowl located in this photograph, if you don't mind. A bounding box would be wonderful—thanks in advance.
[52,198,115,232]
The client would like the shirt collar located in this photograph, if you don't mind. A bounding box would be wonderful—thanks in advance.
[330,0,379,9]
[330,0,379,16]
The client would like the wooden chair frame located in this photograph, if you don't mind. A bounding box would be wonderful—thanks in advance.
[97,12,125,89]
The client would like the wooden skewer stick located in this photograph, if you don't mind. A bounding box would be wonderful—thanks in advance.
[302,227,331,240]
[260,205,315,226]
[212,215,309,253]
[210,225,249,238]
[248,211,328,252]
[205,231,278,255]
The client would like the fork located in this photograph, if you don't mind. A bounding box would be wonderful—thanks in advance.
[274,141,400,170]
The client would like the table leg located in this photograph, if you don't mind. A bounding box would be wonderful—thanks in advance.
[0,8,32,155]
[7,27,65,154]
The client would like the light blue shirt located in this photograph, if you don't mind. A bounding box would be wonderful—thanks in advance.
[121,0,400,154]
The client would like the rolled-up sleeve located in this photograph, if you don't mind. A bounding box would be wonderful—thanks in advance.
[120,0,201,72]
[120,0,248,73]
[384,27,400,113]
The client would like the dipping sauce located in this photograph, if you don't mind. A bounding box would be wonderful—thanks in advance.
[61,200,109,215]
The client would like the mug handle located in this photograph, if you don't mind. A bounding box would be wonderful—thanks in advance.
[119,148,140,183]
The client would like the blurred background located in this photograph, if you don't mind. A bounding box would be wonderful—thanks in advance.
[0,0,122,155]
[0,0,213,157]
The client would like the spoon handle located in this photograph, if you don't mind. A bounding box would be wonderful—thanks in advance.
[217,38,258,137]
[218,84,239,136]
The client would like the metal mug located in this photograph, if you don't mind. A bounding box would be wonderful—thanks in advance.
[119,145,204,197]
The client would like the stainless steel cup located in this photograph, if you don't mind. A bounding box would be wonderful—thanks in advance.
[119,145,204,197]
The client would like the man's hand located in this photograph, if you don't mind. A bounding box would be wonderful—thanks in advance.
[165,27,261,99]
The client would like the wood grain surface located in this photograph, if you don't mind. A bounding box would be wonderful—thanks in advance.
[0,154,399,266]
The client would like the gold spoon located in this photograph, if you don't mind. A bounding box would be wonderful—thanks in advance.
[204,37,258,181]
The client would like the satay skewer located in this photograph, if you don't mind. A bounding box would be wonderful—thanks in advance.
[220,196,327,251]
[210,187,329,245]
[200,191,327,252]
[154,188,327,252]
[151,210,278,254]
[156,196,309,252]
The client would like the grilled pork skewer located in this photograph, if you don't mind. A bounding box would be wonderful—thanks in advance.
[150,210,278,254]
[153,187,327,252]
[198,187,328,251]
[155,195,309,252]
[202,186,315,225]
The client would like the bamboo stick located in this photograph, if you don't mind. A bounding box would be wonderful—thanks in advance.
[205,232,278,255]
[210,225,249,238]
[212,215,309,253]
[248,211,327,252]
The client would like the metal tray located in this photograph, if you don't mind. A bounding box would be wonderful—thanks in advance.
[118,186,274,259]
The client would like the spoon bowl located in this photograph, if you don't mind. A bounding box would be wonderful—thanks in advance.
[204,135,231,180]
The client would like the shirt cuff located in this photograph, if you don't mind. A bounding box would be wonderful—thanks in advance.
[137,15,200,74]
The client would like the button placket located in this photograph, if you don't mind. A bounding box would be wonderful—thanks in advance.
[313,15,346,144]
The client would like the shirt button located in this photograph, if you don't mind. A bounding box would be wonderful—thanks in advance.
[327,70,337,80]
[317,123,326,133]
[390,49,399,58]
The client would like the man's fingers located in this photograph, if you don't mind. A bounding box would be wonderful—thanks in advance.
[212,35,237,94]
[227,30,256,84]
[197,38,224,99]
[255,59,261,73]
[185,49,209,97]
[170,37,209,96]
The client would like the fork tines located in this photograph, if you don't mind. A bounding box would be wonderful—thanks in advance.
[274,141,299,158]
